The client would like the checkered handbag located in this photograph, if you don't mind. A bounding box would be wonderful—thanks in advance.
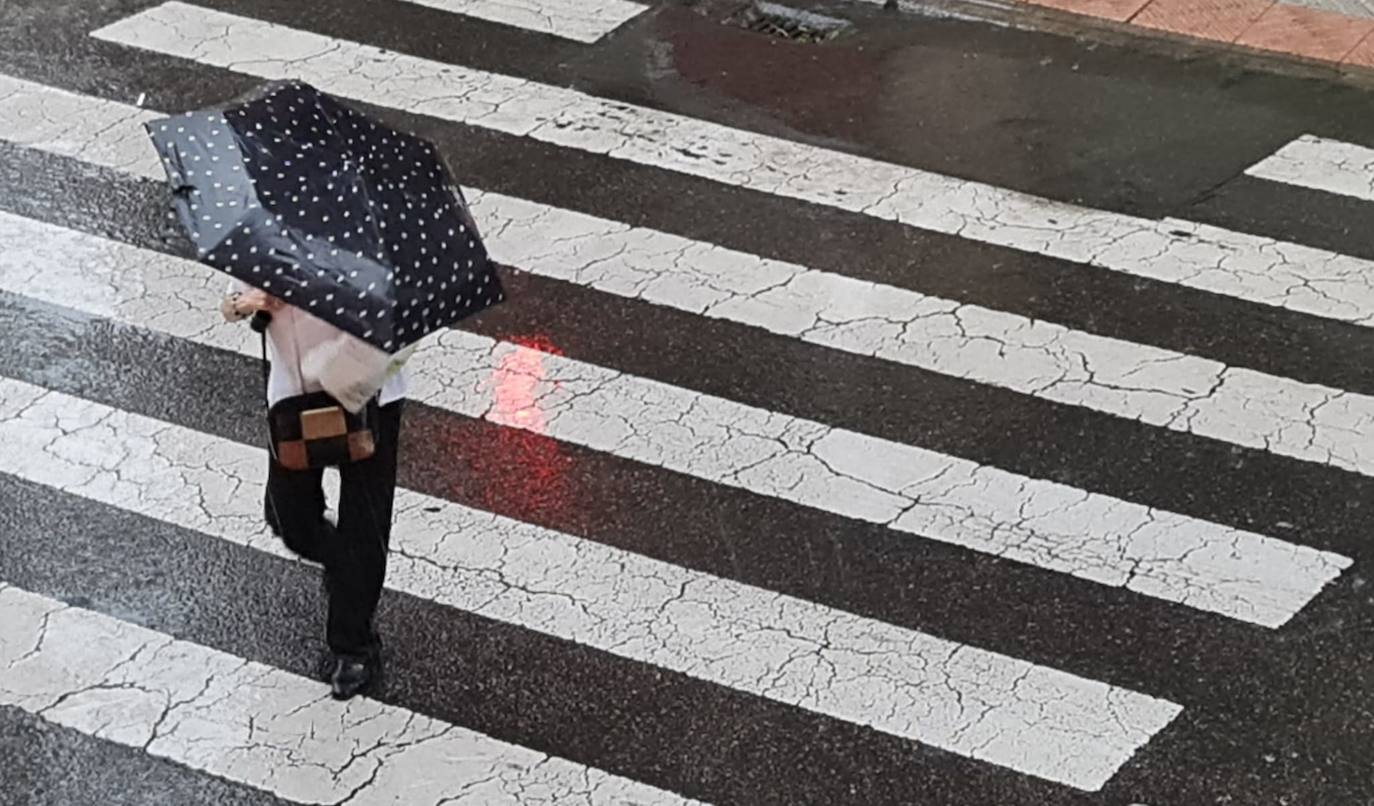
[259,327,379,471]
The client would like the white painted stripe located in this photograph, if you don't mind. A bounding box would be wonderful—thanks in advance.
[0,73,160,177]
[467,192,1374,481]
[0,583,702,805]
[1246,134,1374,203]
[6,78,1374,485]
[399,0,647,42]
[0,210,1352,628]
[0,380,1182,791]
[91,2,1374,328]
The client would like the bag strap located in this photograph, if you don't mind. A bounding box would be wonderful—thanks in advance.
[250,311,271,411]
[254,315,281,465]
[259,328,270,408]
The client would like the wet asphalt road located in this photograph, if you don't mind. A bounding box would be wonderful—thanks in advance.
[4,0,1374,804]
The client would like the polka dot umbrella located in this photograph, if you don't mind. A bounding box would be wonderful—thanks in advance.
[144,80,504,353]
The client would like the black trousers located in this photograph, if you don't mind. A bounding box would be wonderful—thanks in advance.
[263,401,404,657]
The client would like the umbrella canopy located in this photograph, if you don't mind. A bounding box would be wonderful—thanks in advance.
[146,80,503,353]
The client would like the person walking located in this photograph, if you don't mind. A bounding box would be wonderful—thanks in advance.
[147,82,503,698]
[221,282,407,700]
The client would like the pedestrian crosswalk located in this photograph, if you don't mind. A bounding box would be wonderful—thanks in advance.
[1247,134,1374,204]
[0,378,1182,791]
[398,0,648,42]
[0,583,701,805]
[92,2,1374,329]
[0,0,1371,803]
[18,73,1374,482]
[0,208,1349,627]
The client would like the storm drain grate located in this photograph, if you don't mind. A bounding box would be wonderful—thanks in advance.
[725,2,853,42]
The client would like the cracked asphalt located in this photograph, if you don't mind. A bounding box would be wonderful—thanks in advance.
[6,0,1374,803]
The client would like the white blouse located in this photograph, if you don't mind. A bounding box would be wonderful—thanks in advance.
[228,279,407,408]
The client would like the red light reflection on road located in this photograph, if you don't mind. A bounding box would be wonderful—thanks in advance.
[491,336,559,434]
[475,334,576,525]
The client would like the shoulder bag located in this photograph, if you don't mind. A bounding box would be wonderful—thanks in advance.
[254,312,380,471]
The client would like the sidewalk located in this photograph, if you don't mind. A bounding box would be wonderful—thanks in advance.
[1023,0,1374,67]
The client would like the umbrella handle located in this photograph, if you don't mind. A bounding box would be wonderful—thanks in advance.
[250,311,273,333]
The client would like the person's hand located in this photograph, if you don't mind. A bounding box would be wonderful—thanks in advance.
[237,289,283,315]
[221,288,284,321]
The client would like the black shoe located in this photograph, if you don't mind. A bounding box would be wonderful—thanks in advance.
[329,653,377,700]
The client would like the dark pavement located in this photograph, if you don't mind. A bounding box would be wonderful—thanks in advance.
[2,0,1374,804]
